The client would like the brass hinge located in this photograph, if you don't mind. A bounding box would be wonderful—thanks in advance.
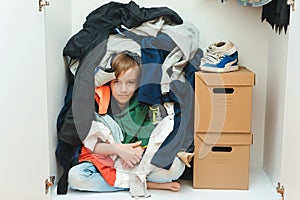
[287,0,296,11]
[276,182,285,200]
[45,176,55,195]
[39,0,50,12]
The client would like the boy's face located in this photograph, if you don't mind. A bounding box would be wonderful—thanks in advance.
[110,66,139,109]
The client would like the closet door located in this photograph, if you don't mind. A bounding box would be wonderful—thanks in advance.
[0,1,49,199]
[280,3,300,199]
[0,0,70,199]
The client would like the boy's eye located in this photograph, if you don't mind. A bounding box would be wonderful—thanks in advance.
[111,80,119,87]
[127,81,135,85]
[112,80,119,84]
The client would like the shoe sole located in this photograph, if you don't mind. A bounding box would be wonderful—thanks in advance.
[200,61,239,73]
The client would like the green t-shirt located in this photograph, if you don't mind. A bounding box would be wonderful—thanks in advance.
[112,94,155,147]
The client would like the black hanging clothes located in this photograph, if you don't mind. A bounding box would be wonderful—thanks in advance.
[261,0,291,34]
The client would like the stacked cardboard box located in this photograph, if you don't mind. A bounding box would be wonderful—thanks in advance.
[193,66,255,190]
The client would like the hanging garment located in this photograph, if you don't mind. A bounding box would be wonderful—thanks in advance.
[261,0,290,34]
[237,0,272,7]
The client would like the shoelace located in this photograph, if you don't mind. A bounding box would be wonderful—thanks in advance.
[206,43,218,53]
[206,41,227,52]
[202,53,224,64]
[205,41,236,55]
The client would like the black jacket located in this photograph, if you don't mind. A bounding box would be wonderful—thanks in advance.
[63,1,183,60]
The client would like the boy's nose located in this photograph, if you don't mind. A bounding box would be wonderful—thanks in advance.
[120,83,127,91]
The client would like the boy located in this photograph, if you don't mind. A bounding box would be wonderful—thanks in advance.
[68,53,185,193]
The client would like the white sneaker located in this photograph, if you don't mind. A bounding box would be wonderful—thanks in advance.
[200,51,239,73]
[205,40,237,56]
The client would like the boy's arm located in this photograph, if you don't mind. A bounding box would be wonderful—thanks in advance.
[93,141,144,168]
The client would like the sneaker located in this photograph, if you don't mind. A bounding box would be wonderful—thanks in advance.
[149,104,167,125]
[205,40,237,56]
[200,51,239,73]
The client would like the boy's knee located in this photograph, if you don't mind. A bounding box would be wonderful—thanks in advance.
[169,158,185,179]
[147,157,185,182]
[68,165,80,189]
[68,163,91,189]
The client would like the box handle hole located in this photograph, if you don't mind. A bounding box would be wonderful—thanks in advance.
[213,88,234,94]
[211,146,232,152]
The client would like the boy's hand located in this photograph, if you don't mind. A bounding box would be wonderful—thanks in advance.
[115,141,144,168]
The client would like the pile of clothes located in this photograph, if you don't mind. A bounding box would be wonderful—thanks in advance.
[55,1,203,197]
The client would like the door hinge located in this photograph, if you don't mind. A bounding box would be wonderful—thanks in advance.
[45,176,55,195]
[276,182,285,200]
[287,0,296,11]
[39,0,50,12]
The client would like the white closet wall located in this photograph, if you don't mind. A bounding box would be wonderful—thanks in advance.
[264,30,288,183]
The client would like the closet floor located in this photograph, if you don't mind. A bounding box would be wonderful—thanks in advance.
[51,168,280,200]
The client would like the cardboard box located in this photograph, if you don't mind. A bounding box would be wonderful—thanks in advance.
[193,132,253,190]
[195,66,255,133]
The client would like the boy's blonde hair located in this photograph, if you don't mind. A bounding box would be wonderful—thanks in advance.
[111,53,141,78]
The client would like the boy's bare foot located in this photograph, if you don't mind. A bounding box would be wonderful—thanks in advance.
[147,181,180,192]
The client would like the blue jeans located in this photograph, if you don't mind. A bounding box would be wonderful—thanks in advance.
[68,157,185,192]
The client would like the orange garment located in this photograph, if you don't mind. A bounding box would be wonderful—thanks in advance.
[94,85,110,114]
[79,146,116,186]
